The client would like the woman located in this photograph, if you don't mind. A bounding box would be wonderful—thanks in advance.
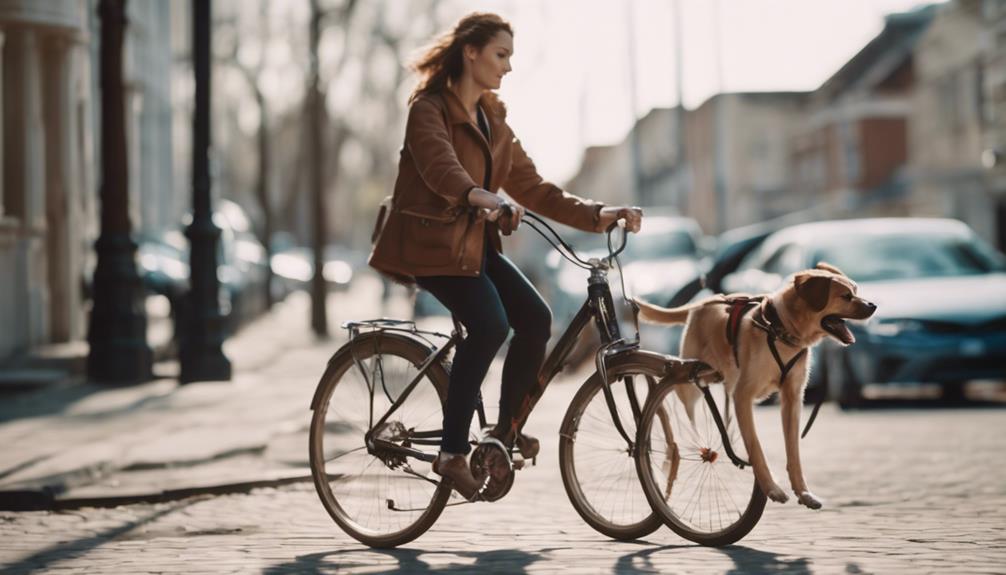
[368,12,643,500]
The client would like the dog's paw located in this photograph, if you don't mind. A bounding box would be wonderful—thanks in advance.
[765,485,789,504]
[797,491,823,510]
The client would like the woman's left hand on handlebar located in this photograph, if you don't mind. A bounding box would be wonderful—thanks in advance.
[495,201,524,235]
[599,206,643,233]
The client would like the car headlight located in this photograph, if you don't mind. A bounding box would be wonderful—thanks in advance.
[867,319,924,337]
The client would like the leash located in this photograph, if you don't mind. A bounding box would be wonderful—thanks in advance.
[801,385,826,439]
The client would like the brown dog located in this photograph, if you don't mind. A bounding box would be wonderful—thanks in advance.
[635,262,876,509]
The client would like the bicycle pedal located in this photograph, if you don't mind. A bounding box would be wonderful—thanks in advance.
[511,454,535,470]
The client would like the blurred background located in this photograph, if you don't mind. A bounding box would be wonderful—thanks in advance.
[0,0,1003,403]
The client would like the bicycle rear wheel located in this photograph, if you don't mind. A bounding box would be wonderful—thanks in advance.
[309,332,452,548]
[635,379,766,547]
[559,363,663,540]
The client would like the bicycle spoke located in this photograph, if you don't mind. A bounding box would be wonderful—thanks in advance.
[639,381,762,543]
[311,337,451,546]
[562,369,660,540]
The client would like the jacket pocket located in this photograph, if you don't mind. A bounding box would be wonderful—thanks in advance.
[398,207,468,266]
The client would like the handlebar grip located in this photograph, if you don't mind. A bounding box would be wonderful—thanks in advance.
[498,201,518,236]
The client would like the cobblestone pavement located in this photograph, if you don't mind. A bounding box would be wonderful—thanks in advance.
[2,378,1005,574]
[0,275,419,505]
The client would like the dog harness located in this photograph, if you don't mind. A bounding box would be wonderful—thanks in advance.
[719,295,824,438]
[721,296,807,378]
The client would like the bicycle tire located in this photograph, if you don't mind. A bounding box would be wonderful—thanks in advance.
[559,362,664,540]
[309,332,452,548]
[635,378,766,547]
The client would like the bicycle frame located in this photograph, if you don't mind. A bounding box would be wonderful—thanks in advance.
[351,214,743,471]
[356,257,647,465]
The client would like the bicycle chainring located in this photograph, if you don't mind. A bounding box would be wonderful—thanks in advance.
[469,443,514,502]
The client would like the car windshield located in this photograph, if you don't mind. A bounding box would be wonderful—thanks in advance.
[812,232,1006,282]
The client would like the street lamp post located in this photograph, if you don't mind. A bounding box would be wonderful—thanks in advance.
[308,0,328,337]
[87,0,153,384]
[179,0,231,383]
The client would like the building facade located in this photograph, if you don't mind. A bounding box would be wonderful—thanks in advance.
[909,0,1006,250]
[791,7,935,220]
[984,0,1006,249]
[0,0,174,362]
[0,0,91,360]
[686,92,807,234]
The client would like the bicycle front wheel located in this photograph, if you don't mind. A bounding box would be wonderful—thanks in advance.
[635,379,766,547]
[309,332,452,548]
[559,363,663,540]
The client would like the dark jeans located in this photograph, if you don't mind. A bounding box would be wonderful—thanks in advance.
[416,243,551,454]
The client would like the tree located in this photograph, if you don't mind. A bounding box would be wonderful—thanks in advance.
[216,0,276,309]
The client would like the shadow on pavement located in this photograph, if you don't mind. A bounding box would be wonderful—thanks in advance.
[715,545,813,574]
[0,499,196,575]
[263,547,547,574]
[0,383,106,423]
[610,542,815,574]
[0,378,181,425]
[610,541,693,573]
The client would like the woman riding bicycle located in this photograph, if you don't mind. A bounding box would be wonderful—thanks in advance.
[368,12,643,501]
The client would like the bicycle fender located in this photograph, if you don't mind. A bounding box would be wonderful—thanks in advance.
[309,331,438,411]
[603,349,720,385]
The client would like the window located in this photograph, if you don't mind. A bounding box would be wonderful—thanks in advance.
[762,244,805,277]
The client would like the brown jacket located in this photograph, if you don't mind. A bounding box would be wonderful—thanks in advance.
[368,89,605,282]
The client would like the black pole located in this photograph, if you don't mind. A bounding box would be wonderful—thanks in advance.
[308,0,328,337]
[87,0,153,384]
[179,0,231,383]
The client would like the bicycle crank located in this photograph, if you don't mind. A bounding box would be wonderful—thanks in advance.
[469,438,515,502]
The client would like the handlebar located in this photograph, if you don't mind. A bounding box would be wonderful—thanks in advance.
[503,208,628,271]
[504,207,641,342]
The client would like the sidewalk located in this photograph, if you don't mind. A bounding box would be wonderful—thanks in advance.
[0,273,420,511]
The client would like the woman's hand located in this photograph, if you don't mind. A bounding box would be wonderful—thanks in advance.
[467,187,524,234]
[599,206,643,233]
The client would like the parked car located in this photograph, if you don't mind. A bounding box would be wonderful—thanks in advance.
[270,245,357,299]
[642,222,777,357]
[720,218,1006,407]
[664,222,777,307]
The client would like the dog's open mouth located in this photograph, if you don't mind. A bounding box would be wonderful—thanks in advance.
[822,315,855,344]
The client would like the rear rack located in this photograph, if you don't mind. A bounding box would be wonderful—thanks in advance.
[342,318,456,345]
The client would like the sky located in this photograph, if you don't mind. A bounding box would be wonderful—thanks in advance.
[441,0,943,183]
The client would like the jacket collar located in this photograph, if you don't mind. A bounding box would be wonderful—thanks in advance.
[441,88,506,135]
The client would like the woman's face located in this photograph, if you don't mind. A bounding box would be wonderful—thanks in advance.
[464,31,513,91]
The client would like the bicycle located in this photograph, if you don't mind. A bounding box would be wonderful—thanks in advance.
[307,211,744,548]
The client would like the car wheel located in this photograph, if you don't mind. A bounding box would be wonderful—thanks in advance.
[940,381,967,403]
[827,349,864,410]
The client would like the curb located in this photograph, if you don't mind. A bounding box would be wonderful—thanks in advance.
[0,474,314,512]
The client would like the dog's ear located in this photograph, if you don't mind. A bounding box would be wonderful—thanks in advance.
[815,262,846,277]
[794,273,832,311]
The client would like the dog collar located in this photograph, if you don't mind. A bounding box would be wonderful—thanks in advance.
[757,300,803,349]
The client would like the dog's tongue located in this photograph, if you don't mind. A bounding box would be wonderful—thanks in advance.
[823,316,855,344]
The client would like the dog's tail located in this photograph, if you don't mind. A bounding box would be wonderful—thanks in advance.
[632,298,702,325]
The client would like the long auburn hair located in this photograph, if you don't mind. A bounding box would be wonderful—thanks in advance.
[409,12,513,104]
